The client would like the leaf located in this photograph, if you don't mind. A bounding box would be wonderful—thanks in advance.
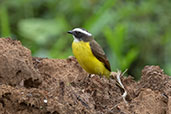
[122,48,139,70]
[18,18,67,45]
[84,0,116,35]
[0,6,11,37]
[104,24,126,58]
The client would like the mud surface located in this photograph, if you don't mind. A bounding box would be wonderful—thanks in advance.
[0,38,170,114]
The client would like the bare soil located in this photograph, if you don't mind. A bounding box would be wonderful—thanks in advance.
[0,38,170,114]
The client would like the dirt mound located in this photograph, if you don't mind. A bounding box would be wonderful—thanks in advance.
[0,38,170,114]
[0,38,41,87]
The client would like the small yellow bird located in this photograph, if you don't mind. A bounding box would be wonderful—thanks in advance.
[68,28,111,78]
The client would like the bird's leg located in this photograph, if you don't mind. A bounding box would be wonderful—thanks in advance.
[88,74,92,78]
[98,74,102,78]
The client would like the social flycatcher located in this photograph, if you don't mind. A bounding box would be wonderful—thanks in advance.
[68,28,111,78]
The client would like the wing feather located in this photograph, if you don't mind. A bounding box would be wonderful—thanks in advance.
[89,40,111,72]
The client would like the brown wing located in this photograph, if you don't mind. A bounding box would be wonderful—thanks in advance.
[89,40,111,72]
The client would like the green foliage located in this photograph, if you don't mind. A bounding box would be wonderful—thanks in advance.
[0,6,11,37]
[84,0,116,35]
[18,18,67,45]
[104,25,139,71]
[0,0,170,78]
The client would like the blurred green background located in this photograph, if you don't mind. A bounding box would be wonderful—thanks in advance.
[0,0,171,80]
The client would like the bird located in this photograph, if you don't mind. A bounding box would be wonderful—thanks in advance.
[67,28,111,78]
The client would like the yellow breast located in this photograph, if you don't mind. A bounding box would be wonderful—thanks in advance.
[72,41,110,77]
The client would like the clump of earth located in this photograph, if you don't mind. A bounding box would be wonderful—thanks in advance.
[0,38,170,114]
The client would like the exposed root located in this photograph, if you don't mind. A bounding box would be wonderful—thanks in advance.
[111,69,128,105]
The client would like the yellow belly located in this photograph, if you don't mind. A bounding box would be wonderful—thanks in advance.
[72,41,110,77]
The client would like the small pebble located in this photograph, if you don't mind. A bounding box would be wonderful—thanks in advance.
[44,99,48,103]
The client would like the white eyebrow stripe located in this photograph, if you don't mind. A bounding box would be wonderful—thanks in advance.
[73,28,92,36]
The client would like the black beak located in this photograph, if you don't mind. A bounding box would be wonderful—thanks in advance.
[67,30,73,34]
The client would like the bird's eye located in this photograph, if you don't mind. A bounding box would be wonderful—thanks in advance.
[76,31,81,35]
[75,32,83,38]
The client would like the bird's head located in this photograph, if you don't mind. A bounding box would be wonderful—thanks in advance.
[67,28,93,42]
